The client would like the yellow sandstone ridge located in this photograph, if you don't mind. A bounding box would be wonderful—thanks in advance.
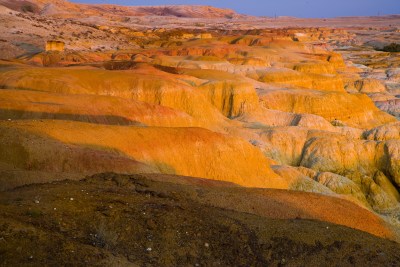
[199,80,260,118]
[0,89,201,128]
[300,134,400,208]
[0,120,287,189]
[259,88,396,128]
[0,65,229,129]
[250,68,345,92]
[364,122,400,141]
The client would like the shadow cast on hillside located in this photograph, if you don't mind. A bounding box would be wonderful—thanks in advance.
[0,109,146,126]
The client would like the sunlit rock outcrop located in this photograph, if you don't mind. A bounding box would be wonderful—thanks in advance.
[0,120,287,189]
[258,88,396,128]
[364,122,400,141]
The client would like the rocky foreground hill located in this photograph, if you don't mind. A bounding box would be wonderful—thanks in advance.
[1,0,400,265]
[2,173,400,266]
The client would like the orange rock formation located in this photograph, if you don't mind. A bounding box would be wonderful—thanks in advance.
[45,40,65,52]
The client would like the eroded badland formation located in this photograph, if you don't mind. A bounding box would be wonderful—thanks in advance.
[1,0,400,265]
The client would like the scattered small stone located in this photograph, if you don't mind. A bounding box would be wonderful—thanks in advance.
[102,210,112,217]
[34,200,40,204]
[204,243,209,248]
[128,254,136,262]
[146,247,152,252]
[70,198,74,201]
[146,219,156,230]
[54,208,57,210]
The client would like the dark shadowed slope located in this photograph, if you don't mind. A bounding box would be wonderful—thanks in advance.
[1,173,400,266]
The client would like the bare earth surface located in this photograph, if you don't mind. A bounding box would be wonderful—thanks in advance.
[1,173,400,266]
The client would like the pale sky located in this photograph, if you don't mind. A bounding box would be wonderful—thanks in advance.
[70,0,400,18]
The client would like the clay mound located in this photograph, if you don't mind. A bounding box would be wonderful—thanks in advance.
[364,122,400,141]
[327,52,346,68]
[0,120,286,190]
[1,173,399,266]
[251,68,345,92]
[199,80,259,118]
[375,98,400,119]
[258,88,396,128]
[293,62,337,75]
[300,134,400,189]
[237,108,336,131]
[228,123,400,211]
[0,63,269,123]
[0,123,158,191]
[228,57,270,67]
[0,89,200,128]
[230,35,294,46]
[166,44,246,58]
[354,78,387,93]
[0,65,228,128]
[27,51,91,66]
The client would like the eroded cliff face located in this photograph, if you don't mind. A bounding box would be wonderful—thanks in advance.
[0,65,229,130]
[258,88,395,128]
[45,41,65,52]
[0,89,200,128]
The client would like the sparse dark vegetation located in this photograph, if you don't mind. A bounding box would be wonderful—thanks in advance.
[103,60,137,70]
[377,43,400,52]
[25,209,43,218]
[1,174,400,266]
[21,4,34,13]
